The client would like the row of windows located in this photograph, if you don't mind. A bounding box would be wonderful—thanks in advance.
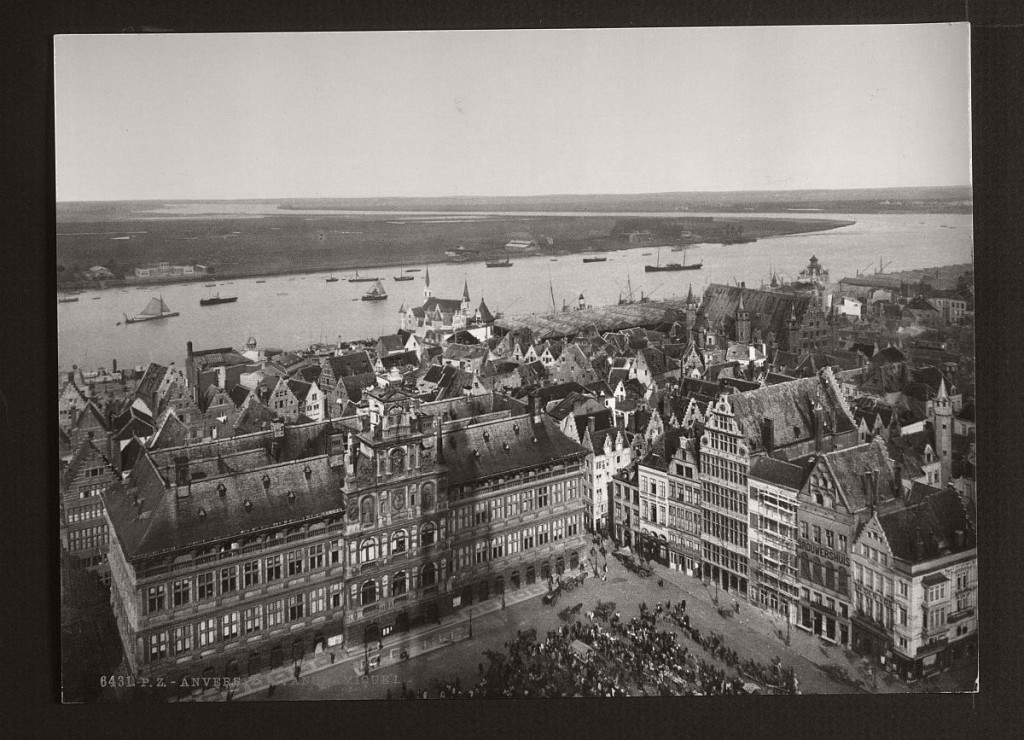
[355,563,439,606]
[801,588,849,619]
[750,514,797,542]
[701,456,747,487]
[67,502,104,523]
[641,501,665,525]
[668,505,701,535]
[452,482,574,531]
[703,542,748,576]
[351,525,435,565]
[146,585,336,663]
[799,522,847,554]
[703,510,748,549]
[703,482,748,516]
[146,541,342,614]
[798,553,849,594]
[454,515,580,568]
[854,563,897,598]
[68,525,108,551]
[668,480,699,505]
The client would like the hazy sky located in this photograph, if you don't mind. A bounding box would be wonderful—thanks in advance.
[55,25,972,201]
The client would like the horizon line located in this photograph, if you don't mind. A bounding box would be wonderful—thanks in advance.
[56,184,974,205]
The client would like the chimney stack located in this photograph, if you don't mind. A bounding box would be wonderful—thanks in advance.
[762,418,774,455]
[813,402,824,452]
[532,395,543,425]
[112,359,117,373]
[893,465,903,498]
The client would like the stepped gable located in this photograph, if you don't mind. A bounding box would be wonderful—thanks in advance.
[443,414,588,486]
[877,487,974,563]
[700,284,812,341]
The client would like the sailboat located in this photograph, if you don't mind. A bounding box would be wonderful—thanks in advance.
[326,273,339,283]
[361,280,388,301]
[200,292,238,306]
[393,268,414,281]
[348,269,378,283]
[124,296,179,323]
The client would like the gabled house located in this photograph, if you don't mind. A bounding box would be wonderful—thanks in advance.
[850,487,976,680]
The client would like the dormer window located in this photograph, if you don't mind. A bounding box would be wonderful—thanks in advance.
[217,482,227,497]
[197,507,207,518]
[262,474,271,490]
[287,491,296,503]
[244,498,253,511]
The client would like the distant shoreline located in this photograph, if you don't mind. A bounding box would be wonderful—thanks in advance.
[56,217,856,291]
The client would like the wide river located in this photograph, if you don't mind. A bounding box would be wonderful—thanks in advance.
[56,211,973,372]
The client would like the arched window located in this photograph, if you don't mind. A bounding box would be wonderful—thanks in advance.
[421,482,435,511]
[390,448,406,474]
[421,523,436,547]
[360,538,378,564]
[360,580,378,606]
[360,496,375,525]
[391,530,407,555]
[392,571,407,596]
[421,563,437,588]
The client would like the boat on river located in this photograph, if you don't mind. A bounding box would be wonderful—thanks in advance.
[200,293,238,306]
[361,281,388,301]
[393,268,414,281]
[583,256,607,263]
[644,246,702,272]
[124,296,179,324]
[485,254,513,268]
[349,269,378,283]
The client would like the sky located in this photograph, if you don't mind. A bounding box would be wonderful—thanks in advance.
[54,25,972,201]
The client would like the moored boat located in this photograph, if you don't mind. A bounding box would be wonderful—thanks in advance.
[485,254,513,268]
[348,269,378,283]
[200,293,238,306]
[583,257,607,263]
[393,268,414,281]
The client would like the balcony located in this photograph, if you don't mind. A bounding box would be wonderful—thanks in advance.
[947,608,974,624]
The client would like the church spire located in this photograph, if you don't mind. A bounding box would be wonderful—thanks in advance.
[424,266,432,299]
[463,279,470,302]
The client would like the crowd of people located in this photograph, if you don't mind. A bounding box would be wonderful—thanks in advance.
[388,596,799,698]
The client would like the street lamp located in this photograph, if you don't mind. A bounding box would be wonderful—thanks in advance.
[785,600,791,646]
[468,608,473,639]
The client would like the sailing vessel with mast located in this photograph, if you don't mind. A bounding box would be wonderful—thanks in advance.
[360,280,389,301]
[348,269,378,283]
[644,245,702,272]
[124,296,179,324]
[393,268,414,281]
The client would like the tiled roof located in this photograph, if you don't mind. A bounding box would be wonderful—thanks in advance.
[443,415,589,486]
[105,454,345,560]
[877,487,974,563]
[820,439,897,512]
[727,371,855,454]
[749,456,807,490]
[191,348,249,370]
[700,285,811,342]
[136,363,168,401]
[326,351,374,379]
[228,384,251,408]
[423,297,465,314]
[443,344,488,361]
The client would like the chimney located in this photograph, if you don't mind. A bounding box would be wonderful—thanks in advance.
[187,341,194,358]
[112,359,117,373]
[435,416,445,464]
[173,455,189,487]
[762,418,774,455]
[914,530,925,561]
[813,402,824,452]
[532,395,543,425]
[871,469,879,504]
[587,416,596,440]
[862,472,874,510]
[954,529,965,550]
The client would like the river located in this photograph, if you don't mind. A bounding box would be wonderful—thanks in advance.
[56,212,973,372]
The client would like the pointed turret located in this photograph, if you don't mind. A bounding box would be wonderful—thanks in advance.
[424,266,432,299]
[463,279,470,302]
[477,296,495,324]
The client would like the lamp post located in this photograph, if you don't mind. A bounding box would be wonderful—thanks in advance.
[468,608,473,639]
[785,600,791,646]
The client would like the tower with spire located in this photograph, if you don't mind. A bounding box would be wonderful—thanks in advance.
[684,284,699,329]
[931,377,953,486]
[462,278,471,312]
[735,291,751,344]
